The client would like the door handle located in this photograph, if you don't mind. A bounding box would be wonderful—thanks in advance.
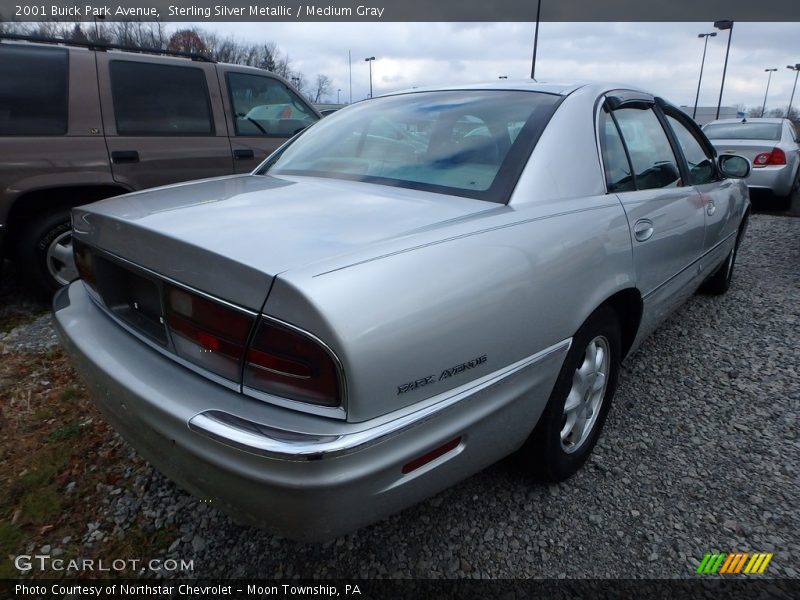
[706,199,716,216]
[633,219,654,242]
[111,150,139,164]
[234,149,255,160]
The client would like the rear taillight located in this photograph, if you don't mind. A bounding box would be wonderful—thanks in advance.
[73,240,97,289]
[753,147,786,167]
[165,285,255,381]
[244,320,341,407]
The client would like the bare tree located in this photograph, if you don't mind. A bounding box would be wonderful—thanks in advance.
[313,74,332,103]
[258,42,278,72]
[0,21,308,85]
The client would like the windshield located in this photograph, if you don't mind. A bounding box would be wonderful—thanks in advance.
[703,122,781,141]
[261,90,561,203]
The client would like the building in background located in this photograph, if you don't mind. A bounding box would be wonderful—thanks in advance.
[681,105,741,125]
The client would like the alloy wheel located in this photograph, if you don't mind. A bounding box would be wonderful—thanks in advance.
[560,335,610,453]
[46,231,78,286]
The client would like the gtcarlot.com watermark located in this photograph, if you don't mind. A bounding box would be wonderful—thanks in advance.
[14,554,194,574]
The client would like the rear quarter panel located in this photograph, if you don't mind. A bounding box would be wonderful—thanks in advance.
[265,195,635,423]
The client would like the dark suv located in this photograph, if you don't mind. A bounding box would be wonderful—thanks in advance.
[0,35,320,295]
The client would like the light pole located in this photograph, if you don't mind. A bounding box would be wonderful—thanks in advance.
[364,56,375,98]
[788,64,800,118]
[714,19,734,120]
[337,88,341,104]
[760,68,778,117]
[530,0,542,80]
[92,13,105,41]
[692,32,716,120]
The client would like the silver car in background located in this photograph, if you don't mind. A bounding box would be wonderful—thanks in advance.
[55,81,751,540]
[703,117,800,209]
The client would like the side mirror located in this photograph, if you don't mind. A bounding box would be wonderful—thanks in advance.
[718,154,751,179]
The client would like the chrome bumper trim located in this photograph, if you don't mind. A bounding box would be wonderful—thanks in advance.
[188,337,571,461]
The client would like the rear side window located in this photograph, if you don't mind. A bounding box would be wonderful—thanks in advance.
[666,115,716,185]
[599,108,635,192]
[110,61,213,135]
[613,107,681,190]
[0,45,68,135]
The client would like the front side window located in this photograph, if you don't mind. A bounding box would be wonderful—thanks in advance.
[666,115,716,185]
[227,73,317,137]
[263,90,561,202]
[0,46,68,135]
[110,61,213,135]
[613,107,681,190]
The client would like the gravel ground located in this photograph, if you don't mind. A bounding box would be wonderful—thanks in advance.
[2,213,799,580]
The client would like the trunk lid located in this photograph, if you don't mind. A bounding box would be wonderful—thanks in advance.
[72,174,497,309]
[709,139,777,163]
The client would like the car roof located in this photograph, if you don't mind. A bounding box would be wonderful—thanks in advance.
[383,80,591,97]
[378,80,658,103]
[706,118,786,125]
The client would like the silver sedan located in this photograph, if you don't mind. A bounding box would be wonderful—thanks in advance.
[703,117,800,209]
[55,81,751,540]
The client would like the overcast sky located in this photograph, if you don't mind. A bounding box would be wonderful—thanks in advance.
[192,21,799,110]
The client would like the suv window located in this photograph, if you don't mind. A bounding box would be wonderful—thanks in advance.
[227,72,317,137]
[0,45,68,135]
[666,115,716,185]
[599,108,635,192]
[110,61,213,135]
[613,107,681,190]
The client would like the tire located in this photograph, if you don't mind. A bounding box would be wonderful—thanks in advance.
[700,218,746,296]
[522,306,621,482]
[14,210,76,298]
[776,193,792,212]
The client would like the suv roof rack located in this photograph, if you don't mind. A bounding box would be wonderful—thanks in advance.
[0,33,216,62]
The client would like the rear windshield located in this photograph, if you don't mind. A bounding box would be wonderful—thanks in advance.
[703,122,781,141]
[262,90,561,203]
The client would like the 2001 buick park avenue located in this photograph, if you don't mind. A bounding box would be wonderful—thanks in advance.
[55,81,751,540]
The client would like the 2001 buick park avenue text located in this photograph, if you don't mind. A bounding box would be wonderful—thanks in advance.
[15,4,386,18]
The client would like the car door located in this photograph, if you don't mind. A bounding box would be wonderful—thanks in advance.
[599,95,705,333]
[218,68,320,173]
[661,109,739,273]
[97,53,234,191]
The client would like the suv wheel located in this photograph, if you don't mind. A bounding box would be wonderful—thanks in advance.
[16,211,76,297]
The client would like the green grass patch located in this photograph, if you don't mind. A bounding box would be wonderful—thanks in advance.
[48,421,81,442]
[58,386,82,402]
[0,521,24,554]
[0,522,26,577]
[18,488,62,524]
[3,449,69,506]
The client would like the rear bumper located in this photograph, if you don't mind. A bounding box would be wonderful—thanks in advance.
[747,163,796,197]
[54,282,567,540]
